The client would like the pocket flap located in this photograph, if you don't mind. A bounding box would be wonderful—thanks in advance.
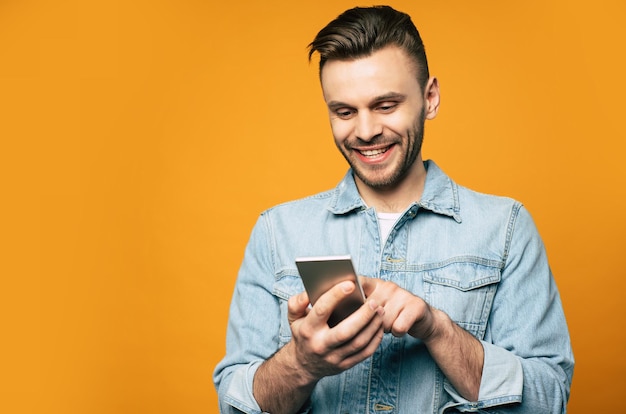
[423,262,501,291]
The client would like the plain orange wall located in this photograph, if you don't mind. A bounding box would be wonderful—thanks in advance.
[1,0,624,412]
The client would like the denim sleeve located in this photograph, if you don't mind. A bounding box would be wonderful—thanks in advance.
[450,205,574,413]
[213,214,277,414]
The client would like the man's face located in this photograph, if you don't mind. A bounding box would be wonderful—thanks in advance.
[321,46,438,191]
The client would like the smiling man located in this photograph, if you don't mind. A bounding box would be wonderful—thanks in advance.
[322,45,435,212]
[214,6,574,414]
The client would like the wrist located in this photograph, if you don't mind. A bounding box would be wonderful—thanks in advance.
[275,341,320,389]
[420,307,452,346]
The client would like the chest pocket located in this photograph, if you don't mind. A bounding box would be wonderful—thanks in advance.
[273,271,304,347]
[423,261,501,339]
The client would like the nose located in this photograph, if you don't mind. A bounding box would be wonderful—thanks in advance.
[354,112,382,142]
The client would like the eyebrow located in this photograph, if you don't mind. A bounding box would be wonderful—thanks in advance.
[326,92,407,110]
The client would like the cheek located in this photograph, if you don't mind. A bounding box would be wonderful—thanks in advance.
[387,112,416,133]
[386,116,421,141]
[329,120,353,144]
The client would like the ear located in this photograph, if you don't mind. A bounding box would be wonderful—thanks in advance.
[424,77,440,120]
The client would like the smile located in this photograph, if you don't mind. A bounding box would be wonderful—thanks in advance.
[358,147,390,157]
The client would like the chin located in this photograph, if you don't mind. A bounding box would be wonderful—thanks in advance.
[355,169,401,189]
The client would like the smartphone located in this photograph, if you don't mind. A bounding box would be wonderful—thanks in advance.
[295,255,365,327]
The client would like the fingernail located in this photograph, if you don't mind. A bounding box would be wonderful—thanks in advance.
[341,281,354,293]
[368,299,378,310]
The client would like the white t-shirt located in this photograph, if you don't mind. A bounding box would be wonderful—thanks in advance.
[377,212,402,245]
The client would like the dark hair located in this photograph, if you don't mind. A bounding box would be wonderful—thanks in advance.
[308,5,430,91]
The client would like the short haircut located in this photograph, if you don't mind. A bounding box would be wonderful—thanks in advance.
[308,5,430,91]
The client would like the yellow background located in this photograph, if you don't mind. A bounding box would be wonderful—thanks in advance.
[1,0,624,412]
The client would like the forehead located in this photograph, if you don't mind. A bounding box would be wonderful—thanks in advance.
[320,46,422,103]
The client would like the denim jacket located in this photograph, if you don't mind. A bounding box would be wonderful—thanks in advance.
[213,160,574,413]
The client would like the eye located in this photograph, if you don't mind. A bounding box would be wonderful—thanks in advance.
[376,102,398,113]
[335,108,356,119]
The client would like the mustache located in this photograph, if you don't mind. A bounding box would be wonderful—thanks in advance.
[349,134,398,146]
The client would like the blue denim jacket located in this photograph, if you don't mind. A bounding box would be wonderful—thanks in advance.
[214,160,574,413]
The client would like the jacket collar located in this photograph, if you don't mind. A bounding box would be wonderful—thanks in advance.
[327,160,462,222]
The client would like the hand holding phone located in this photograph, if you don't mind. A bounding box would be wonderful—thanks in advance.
[295,255,365,327]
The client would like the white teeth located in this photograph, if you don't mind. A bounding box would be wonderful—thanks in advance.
[360,148,387,157]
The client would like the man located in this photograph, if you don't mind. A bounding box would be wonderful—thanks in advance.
[214,5,574,413]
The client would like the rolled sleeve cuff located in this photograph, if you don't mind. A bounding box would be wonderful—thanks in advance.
[222,361,267,414]
[443,341,523,412]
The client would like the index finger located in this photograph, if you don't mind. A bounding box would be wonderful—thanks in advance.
[287,290,310,325]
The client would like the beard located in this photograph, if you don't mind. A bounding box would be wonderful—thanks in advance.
[338,107,426,190]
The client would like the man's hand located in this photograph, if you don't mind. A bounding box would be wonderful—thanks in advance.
[360,276,484,401]
[359,276,437,339]
[288,280,385,381]
[253,280,384,414]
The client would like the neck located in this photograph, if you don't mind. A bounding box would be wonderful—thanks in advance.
[356,157,427,213]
